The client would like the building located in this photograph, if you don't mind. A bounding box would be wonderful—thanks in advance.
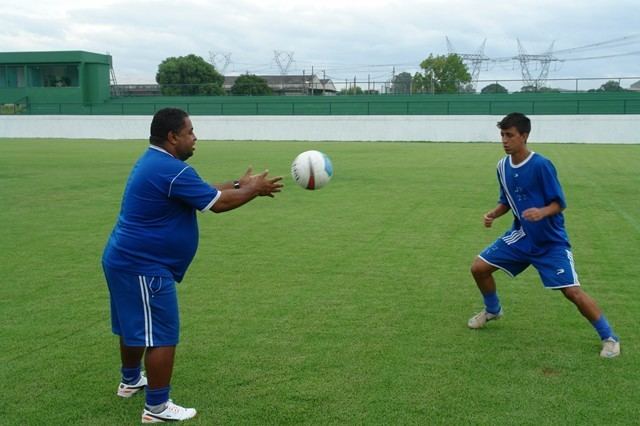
[113,75,338,97]
[223,74,337,95]
[0,51,113,105]
[630,80,640,92]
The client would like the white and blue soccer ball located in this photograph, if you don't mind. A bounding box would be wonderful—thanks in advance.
[290,150,333,190]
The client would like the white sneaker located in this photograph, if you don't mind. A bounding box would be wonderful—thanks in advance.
[141,400,197,423]
[600,337,620,358]
[117,373,147,398]
[468,308,503,329]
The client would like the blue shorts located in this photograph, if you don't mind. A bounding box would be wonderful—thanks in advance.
[103,265,179,347]
[478,238,580,289]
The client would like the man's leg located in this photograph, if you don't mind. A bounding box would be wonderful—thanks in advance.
[121,338,145,368]
[141,345,197,422]
[117,338,147,397]
[145,346,176,389]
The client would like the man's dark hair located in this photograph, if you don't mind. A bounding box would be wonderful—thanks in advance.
[149,108,189,146]
[497,112,531,135]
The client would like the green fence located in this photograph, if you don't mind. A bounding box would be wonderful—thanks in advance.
[8,92,640,116]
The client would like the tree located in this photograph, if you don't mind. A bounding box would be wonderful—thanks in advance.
[412,72,425,94]
[520,85,538,93]
[481,83,508,94]
[460,83,476,94]
[230,74,272,96]
[590,80,626,92]
[156,54,224,96]
[519,85,560,93]
[412,54,471,94]
[339,86,364,95]
[391,72,412,94]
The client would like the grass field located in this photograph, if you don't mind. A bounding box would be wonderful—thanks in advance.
[1,138,639,425]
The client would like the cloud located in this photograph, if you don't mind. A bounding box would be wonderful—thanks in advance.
[1,0,638,86]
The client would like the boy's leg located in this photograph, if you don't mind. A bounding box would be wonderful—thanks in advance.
[561,286,620,357]
[534,247,619,357]
[468,238,529,328]
[468,257,503,328]
[471,257,498,295]
[560,286,600,321]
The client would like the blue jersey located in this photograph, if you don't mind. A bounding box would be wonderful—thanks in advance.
[102,146,220,282]
[496,152,569,254]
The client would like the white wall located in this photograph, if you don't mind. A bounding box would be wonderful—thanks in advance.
[1,114,638,143]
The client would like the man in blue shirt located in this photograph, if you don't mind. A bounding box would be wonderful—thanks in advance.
[468,112,620,358]
[102,108,283,422]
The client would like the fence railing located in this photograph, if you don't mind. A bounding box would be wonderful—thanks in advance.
[12,92,640,116]
[111,76,640,97]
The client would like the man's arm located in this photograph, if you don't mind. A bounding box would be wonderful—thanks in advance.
[210,169,283,213]
[212,167,253,191]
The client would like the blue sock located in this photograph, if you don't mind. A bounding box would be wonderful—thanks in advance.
[483,291,501,315]
[591,315,618,341]
[146,386,171,411]
[121,366,141,385]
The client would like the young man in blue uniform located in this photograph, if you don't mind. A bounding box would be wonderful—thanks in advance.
[102,108,283,422]
[468,112,620,358]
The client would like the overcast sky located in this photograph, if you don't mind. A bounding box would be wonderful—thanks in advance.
[2,0,639,89]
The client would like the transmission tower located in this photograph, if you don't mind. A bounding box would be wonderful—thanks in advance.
[273,50,294,75]
[515,39,559,88]
[209,52,232,74]
[445,37,489,90]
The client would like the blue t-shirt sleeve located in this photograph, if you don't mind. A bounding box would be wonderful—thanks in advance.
[168,166,219,211]
[538,159,567,209]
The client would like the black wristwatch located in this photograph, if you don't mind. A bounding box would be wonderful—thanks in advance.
[233,180,241,189]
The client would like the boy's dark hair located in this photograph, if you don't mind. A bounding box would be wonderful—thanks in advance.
[149,108,189,146]
[497,112,531,135]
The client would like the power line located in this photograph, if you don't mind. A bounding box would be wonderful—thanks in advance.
[553,34,640,55]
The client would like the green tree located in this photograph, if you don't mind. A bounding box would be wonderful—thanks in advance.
[231,74,272,95]
[156,54,224,96]
[481,83,508,94]
[391,72,412,94]
[412,72,425,94]
[520,85,539,92]
[520,85,560,93]
[339,86,364,95]
[590,80,626,92]
[412,54,471,94]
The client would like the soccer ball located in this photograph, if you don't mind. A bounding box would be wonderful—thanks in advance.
[290,150,333,190]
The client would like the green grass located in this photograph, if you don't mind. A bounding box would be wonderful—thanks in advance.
[1,139,639,425]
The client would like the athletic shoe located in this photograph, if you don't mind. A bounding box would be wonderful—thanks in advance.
[467,308,503,329]
[141,400,197,423]
[600,337,620,358]
[116,373,147,398]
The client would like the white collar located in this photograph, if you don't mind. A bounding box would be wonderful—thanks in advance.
[149,145,175,158]
[510,151,535,168]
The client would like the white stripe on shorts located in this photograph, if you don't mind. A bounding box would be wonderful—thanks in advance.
[566,249,580,285]
[138,276,153,347]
